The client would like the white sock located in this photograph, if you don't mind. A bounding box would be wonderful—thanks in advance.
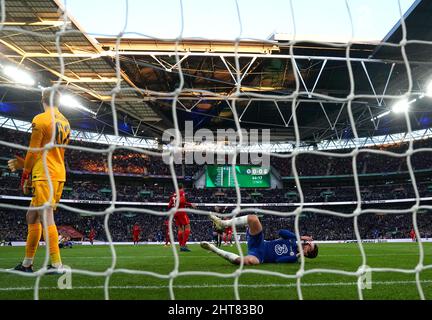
[22,258,33,267]
[52,262,63,269]
[221,215,248,228]
[209,243,240,264]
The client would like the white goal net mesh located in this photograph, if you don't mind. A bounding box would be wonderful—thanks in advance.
[0,0,431,300]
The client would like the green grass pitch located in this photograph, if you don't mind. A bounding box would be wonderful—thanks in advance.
[0,243,431,300]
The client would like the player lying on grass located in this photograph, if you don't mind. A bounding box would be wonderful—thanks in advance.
[8,89,70,273]
[201,214,318,265]
[58,234,73,249]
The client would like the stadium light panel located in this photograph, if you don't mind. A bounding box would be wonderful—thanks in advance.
[2,65,35,86]
[60,95,96,115]
[426,80,432,97]
[391,99,410,114]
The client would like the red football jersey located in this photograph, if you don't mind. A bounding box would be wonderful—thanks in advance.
[168,190,191,214]
[132,225,140,235]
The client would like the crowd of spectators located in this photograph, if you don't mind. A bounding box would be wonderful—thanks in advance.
[2,127,432,179]
[1,172,432,204]
[271,140,432,177]
[2,127,432,243]
[0,128,185,177]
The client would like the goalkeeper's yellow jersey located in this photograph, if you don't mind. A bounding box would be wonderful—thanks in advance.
[29,108,70,182]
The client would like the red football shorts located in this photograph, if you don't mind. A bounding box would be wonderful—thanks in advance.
[174,212,190,226]
[133,234,139,242]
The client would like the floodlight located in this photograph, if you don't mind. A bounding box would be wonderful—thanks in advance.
[391,99,410,114]
[2,65,35,86]
[426,80,432,97]
[60,95,96,115]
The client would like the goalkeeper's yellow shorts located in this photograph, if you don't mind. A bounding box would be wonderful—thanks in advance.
[30,180,64,209]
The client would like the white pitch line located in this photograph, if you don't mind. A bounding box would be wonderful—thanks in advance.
[0,280,431,291]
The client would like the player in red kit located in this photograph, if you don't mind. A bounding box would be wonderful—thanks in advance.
[223,225,233,246]
[168,183,196,252]
[132,222,141,245]
[164,219,171,246]
[88,228,96,245]
[410,227,417,242]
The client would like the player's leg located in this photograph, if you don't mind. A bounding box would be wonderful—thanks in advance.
[200,242,260,265]
[183,223,191,248]
[14,208,42,272]
[242,216,265,265]
[165,228,170,246]
[210,214,262,235]
[14,180,58,272]
[41,205,63,269]
[180,223,191,252]
[228,232,233,245]
[178,213,191,251]
[177,225,184,246]
[245,215,262,235]
[175,214,184,247]
[40,181,64,270]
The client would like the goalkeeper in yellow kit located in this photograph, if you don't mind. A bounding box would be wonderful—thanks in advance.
[8,89,70,273]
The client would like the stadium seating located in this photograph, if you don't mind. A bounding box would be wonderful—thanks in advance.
[2,127,432,242]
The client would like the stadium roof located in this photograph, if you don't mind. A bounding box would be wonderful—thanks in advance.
[0,0,164,137]
[0,0,432,145]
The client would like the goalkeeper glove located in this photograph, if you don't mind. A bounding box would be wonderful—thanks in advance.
[21,170,31,195]
[7,155,24,172]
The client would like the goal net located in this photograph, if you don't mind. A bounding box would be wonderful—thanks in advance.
[0,0,431,300]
